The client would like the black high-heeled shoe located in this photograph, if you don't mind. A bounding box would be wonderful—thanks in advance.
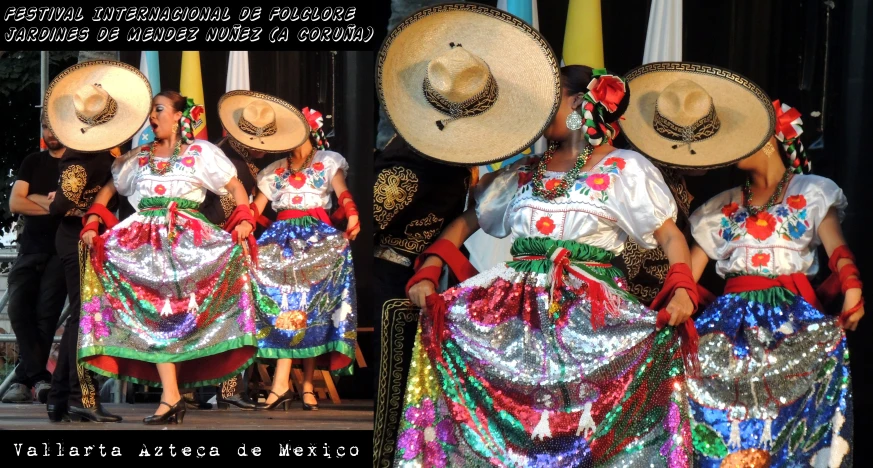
[301,391,319,411]
[256,389,295,411]
[142,399,186,425]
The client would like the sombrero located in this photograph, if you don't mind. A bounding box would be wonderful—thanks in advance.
[218,91,309,153]
[377,3,561,166]
[43,60,152,153]
[619,62,775,169]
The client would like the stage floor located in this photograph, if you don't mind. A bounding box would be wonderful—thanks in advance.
[0,400,373,430]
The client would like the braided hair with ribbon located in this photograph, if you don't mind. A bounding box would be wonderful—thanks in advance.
[180,98,205,145]
[772,100,812,174]
[302,107,330,150]
[562,65,631,147]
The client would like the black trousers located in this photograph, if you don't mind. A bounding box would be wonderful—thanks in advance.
[372,258,421,467]
[8,252,67,387]
[46,221,99,408]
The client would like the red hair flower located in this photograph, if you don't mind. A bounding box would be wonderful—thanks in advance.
[587,75,626,113]
[302,107,324,130]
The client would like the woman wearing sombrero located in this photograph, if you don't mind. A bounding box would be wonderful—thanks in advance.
[620,63,860,466]
[74,81,260,424]
[381,5,699,466]
[218,91,359,411]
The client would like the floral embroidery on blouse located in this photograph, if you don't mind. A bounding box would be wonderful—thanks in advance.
[270,165,329,192]
[515,156,627,205]
[717,195,809,243]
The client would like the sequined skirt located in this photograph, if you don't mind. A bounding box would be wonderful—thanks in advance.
[77,197,258,388]
[252,216,357,375]
[394,237,693,467]
[688,287,852,467]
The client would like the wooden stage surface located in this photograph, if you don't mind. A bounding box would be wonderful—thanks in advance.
[0,400,373,430]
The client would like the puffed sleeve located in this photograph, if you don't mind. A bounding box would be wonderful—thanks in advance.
[193,140,237,195]
[473,158,525,238]
[111,147,144,197]
[689,189,737,261]
[607,151,678,249]
[319,150,350,184]
[257,159,284,202]
[803,175,848,243]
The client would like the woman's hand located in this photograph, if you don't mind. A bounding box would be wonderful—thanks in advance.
[346,215,360,240]
[842,288,864,331]
[665,288,694,326]
[82,230,98,248]
[234,220,253,244]
[408,280,436,308]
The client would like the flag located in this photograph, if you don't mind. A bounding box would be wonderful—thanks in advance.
[134,51,161,147]
[465,0,545,272]
[224,51,251,136]
[180,51,208,140]
[563,0,604,68]
[643,0,683,63]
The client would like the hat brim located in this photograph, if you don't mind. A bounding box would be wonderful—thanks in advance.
[619,62,775,170]
[377,3,561,167]
[218,91,310,154]
[44,60,152,153]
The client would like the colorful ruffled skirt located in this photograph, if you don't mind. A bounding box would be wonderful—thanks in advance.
[77,197,259,388]
[394,237,694,467]
[252,212,356,375]
[688,286,852,467]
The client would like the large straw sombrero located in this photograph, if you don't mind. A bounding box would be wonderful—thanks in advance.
[619,62,775,169]
[218,91,309,153]
[377,3,561,166]
[43,60,152,153]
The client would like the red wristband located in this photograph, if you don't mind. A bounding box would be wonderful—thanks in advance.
[829,245,855,273]
[405,266,442,297]
[839,264,861,283]
[223,205,256,232]
[80,221,100,240]
[413,239,478,283]
[83,204,119,229]
[842,278,863,294]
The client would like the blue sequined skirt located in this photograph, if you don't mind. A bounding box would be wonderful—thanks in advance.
[688,288,852,467]
[251,217,357,375]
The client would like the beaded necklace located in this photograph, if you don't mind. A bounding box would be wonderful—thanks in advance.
[148,139,183,176]
[532,143,594,200]
[285,147,316,175]
[742,167,793,215]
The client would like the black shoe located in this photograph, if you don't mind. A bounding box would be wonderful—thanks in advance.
[301,391,319,411]
[217,394,257,410]
[256,389,295,411]
[143,399,186,425]
[183,394,213,410]
[68,404,123,423]
[46,403,70,422]
[34,381,51,404]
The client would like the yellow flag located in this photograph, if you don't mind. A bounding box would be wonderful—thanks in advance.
[180,51,208,139]
[562,0,604,68]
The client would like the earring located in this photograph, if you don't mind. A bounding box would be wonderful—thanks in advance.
[762,142,775,158]
[566,109,583,131]
[172,122,179,134]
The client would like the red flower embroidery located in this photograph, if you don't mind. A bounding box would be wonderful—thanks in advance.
[274,168,286,176]
[722,202,739,218]
[312,162,324,171]
[587,75,626,113]
[289,173,307,189]
[751,252,771,268]
[181,156,195,167]
[292,196,303,204]
[586,175,610,191]
[545,179,562,191]
[154,185,167,195]
[140,145,150,152]
[517,170,533,187]
[188,144,202,154]
[786,195,807,210]
[138,157,148,167]
[156,162,170,172]
[536,216,556,235]
[746,212,777,240]
[603,157,626,170]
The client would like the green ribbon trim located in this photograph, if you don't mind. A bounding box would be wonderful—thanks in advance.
[507,237,637,304]
[255,340,357,377]
[137,196,212,224]
[78,336,258,389]
[729,286,797,304]
[276,216,320,227]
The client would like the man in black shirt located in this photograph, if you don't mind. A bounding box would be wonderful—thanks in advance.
[45,146,122,423]
[1,119,68,404]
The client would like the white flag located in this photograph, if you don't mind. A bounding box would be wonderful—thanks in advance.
[226,51,251,92]
[643,0,683,63]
